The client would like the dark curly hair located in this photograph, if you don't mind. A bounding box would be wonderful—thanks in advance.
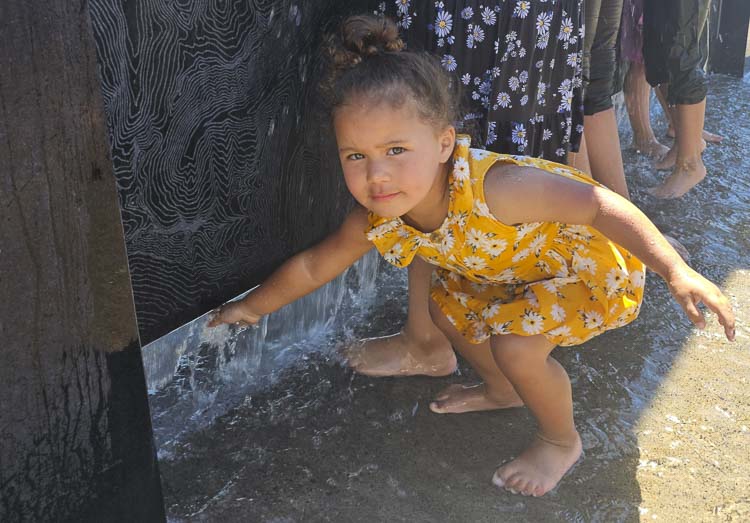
[322,14,459,130]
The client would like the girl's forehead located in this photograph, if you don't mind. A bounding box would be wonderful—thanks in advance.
[336,96,419,120]
[335,103,432,144]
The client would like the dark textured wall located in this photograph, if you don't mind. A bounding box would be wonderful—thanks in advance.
[89,0,375,345]
[708,0,750,77]
[0,2,164,521]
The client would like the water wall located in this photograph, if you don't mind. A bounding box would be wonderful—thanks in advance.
[88,0,376,346]
[86,0,381,462]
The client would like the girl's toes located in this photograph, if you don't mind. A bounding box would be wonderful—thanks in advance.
[429,401,444,413]
[434,384,459,401]
[503,472,524,492]
[518,480,534,496]
[491,470,505,488]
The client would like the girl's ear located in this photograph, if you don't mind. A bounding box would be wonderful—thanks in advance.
[438,125,456,163]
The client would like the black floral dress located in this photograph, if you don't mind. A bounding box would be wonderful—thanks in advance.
[378,0,584,160]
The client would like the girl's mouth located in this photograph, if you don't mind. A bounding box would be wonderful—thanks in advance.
[371,192,400,201]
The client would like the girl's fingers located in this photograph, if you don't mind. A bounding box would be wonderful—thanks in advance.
[700,291,736,341]
[680,294,705,329]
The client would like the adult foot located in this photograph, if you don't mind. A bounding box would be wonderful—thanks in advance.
[429,383,523,414]
[346,331,457,377]
[648,158,707,199]
[656,140,708,171]
[654,145,677,170]
[701,129,723,143]
[492,431,583,497]
[631,138,669,160]
[667,126,723,143]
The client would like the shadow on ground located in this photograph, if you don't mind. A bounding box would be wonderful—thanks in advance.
[158,74,749,522]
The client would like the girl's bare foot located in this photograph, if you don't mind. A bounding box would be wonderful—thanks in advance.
[648,158,707,199]
[429,383,523,414]
[631,138,669,160]
[346,331,457,377]
[492,431,582,497]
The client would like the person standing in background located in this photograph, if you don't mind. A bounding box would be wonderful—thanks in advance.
[570,0,690,258]
[569,0,628,198]
[620,0,670,160]
[643,0,714,198]
[379,0,585,161]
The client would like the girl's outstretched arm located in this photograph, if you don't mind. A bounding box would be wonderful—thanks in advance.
[484,163,736,341]
[208,206,373,327]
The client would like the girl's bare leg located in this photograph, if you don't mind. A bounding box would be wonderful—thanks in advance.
[490,333,582,497]
[347,258,456,377]
[624,61,669,159]
[650,98,707,198]
[427,300,523,413]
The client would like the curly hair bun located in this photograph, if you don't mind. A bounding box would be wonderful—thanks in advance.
[322,14,459,129]
[330,15,404,69]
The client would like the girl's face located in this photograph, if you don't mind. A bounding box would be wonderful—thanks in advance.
[334,98,455,220]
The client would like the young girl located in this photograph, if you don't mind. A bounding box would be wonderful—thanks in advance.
[209,15,735,497]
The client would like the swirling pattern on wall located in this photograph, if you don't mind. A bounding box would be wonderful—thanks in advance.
[89,0,374,344]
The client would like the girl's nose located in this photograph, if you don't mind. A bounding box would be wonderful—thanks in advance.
[366,160,390,183]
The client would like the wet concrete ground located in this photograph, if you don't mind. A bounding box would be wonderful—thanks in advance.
[158,73,749,522]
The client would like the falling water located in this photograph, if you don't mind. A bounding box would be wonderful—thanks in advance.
[142,250,392,456]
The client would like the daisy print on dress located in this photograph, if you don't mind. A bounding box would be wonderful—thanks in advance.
[365,133,645,346]
[435,10,453,37]
[381,0,584,158]
[522,309,545,335]
[396,0,410,15]
[513,1,531,19]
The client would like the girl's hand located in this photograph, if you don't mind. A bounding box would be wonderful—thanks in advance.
[207,300,262,328]
[666,265,736,341]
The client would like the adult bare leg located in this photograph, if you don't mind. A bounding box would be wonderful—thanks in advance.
[583,107,630,199]
[490,334,582,497]
[656,85,710,171]
[649,98,707,198]
[662,86,722,144]
[624,61,669,159]
[568,132,591,175]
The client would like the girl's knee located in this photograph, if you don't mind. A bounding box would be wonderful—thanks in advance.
[490,335,550,374]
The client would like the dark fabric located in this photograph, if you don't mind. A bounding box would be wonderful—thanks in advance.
[380,1,584,159]
[643,0,709,105]
[582,0,624,115]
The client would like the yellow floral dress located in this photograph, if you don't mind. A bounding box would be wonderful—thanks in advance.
[366,136,645,347]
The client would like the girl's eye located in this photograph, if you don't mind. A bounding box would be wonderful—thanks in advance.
[388,147,405,156]
[347,153,364,161]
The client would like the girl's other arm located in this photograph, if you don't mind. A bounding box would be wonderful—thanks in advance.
[484,164,736,341]
[208,206,373,327]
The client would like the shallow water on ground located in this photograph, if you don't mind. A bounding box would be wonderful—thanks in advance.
[155,74,749,522]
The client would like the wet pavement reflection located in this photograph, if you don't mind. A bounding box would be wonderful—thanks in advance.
[155,74,749,522]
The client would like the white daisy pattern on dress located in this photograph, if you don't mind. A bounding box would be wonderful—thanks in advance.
[380,0,582,161]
